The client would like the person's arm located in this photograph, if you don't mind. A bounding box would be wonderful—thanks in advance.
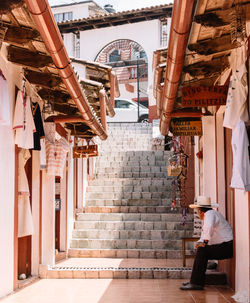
[195,239,208,248]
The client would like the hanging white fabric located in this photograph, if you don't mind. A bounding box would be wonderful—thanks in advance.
[18,149,34,237]
[230,121,250,191]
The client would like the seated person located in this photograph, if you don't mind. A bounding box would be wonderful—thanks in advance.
[180,196,233,290]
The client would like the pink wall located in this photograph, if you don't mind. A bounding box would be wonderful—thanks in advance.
[234,190,250,298]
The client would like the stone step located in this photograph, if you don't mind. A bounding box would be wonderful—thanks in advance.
[44,266,191,280]
[74,220,193,231]
[95,166,167,174]
[72,229,193,240]
[86,185,171,193]
[96,159,168,169]
[76,213,193,222]
[101,137,152,142]
[98,151,170,157]
[68,249,187,259]
[95,172,168,178]
[88,178,172,187]
[84,206,180,213]
[70,238,194,250]
[85,191,171,200]
[41,259,226,282]
[85,198,172,207]
[99,148,153,152]
[96,155,170,161]
[95,159,168,168]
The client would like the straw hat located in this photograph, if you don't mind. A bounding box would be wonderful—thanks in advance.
[189,196,219,209]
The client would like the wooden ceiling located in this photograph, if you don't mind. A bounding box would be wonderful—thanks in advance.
[0,0,115,138]
[155,0,250,130]
[57,4,173,34]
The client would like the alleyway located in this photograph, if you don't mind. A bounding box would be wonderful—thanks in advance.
[0,279,235,303]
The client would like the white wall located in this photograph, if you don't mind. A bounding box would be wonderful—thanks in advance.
[52,3,89,20]
[31,151,41,276]
[118,81,148,101]
[78,19,161,94]
[234,190,250,301]
[0,52,16,298]
[67,145,75,249]
[202,116,217,202]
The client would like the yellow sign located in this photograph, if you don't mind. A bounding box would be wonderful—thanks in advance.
[171,120,202,136]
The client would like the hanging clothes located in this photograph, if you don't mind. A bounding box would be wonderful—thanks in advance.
[44,122,56,143]
[32,102,45,150]
[223,45,249,129]
[0,71,11,126]
[18,149,34,237]
[231,121,250,191]
[45,137,70,178]
[13,90,36,149]
[40,138,46,170]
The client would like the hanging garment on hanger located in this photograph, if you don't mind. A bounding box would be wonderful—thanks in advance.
[223,45,249,129]
[32,102,45,150]
[13,90,36,149]
[0,70,11,126]
[45,137,70,178]
[18,149,34,238]
[231,121,250,191]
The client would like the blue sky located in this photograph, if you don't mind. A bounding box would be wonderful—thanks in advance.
[48,0,172,12]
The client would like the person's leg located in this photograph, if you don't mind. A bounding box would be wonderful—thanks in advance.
[190,246,208,286]
[188,241,233,287]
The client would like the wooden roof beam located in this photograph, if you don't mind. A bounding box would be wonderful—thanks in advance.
[37,88,71,103]
[195,2,250,27]
[188,35,240,55]
[4,26,40,45]
[24,69,62,88]
[45,115,87,124]
[7,45,53,68]
[0,0,24,14]
[169,111,204,118]
[183,56,229,77]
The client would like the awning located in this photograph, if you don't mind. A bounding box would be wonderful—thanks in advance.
[155,0,249,135]
[0,0,117,140]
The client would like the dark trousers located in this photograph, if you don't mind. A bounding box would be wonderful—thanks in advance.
[190,240,233,286]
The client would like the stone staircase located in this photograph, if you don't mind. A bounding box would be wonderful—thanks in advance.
[70,123,193,258]
[44,123,196,279]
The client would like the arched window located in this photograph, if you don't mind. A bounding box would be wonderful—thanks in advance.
[109,49,121,62]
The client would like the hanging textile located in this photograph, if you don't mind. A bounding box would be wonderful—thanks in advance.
[18,149,34,237]
[223,45,249,129]
[13,90,36,149]
[231,121,250,191]
[40,138,46,170]
[0,70,11,126]
[45,137,70,178]
[32,102,45,150]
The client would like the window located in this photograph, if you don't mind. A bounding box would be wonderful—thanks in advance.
[161,21,169,47]
[115,100,135,109]
[54,11,73,22]
[73,33,80,58]
[109,50,121,62]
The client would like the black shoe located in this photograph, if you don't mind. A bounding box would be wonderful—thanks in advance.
[180,283,204,290]
[207,262,217,270]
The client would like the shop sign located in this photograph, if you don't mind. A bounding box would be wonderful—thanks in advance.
[171,120,202,136]
[73,144,98,158]
[181,85,228,107]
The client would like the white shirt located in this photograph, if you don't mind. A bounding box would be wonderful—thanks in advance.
[13,90,36,149]
[199,210,233,245]
[231,121,250,191]
[223,63,249,129]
